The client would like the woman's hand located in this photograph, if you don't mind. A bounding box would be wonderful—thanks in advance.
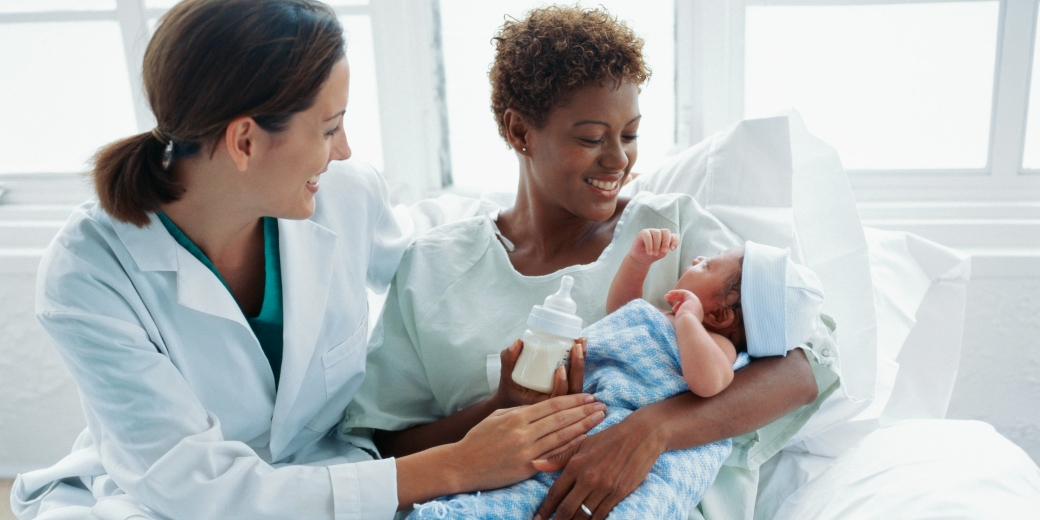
[665,289,705,322]
[494,338,587,407]
[530,409,666,520]
[451,394,606,493]
[629,228,679,265]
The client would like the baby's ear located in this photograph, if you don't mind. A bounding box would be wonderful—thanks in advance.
[704,306,735,329]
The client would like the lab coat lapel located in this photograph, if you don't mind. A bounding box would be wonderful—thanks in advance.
[174,246,251,329]
[271,218,336,439]
[112,212,250,329]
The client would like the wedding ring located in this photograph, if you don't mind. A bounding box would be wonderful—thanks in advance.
[580,503,592,516]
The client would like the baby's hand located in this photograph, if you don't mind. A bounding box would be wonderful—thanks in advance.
[630,228,679,265]
[665,289,704,321]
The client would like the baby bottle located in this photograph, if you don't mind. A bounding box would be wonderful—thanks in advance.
[511,275,583,393]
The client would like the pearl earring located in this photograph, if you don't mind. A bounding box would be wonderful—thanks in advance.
[522,147,527,152]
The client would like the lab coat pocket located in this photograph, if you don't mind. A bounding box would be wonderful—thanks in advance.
[306,319,369,435]
[319,315,369,400]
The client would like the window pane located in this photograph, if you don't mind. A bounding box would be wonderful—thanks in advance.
[1022,8,1040,170]
[440,0,674,193]
[745,2,998,170]
[0,21,137,174]
[144,0,179,8]
[0,1,115,12]
[340,15,383,172]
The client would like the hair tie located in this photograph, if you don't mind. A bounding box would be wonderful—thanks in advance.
[150,127,170,145]
[151,128,174,170]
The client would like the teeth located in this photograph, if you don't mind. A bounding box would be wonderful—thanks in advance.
[585,178,618,191]
[308,174,320,185]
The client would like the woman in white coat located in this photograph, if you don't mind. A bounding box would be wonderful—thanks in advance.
[10,1,603,518]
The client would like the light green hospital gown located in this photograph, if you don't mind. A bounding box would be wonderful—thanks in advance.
[343,192,840,520]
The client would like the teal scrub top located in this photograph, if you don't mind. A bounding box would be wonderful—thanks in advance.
[157,213,284,387]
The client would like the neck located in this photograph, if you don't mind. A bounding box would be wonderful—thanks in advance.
[499,177,607,262]
[159,155,262,265]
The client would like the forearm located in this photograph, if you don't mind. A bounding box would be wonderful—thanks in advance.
[675,315,734,397]
[395,444,467,510]
[606,256,652,314]
[634,348,817,451]
[375,393,506,458]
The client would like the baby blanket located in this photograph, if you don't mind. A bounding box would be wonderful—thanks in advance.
[411,299,751,519]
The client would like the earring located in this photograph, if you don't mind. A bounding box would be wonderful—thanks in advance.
[522,147,527,152]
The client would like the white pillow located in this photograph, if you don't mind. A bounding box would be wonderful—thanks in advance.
[790,227,971,457]
[772,419,1040,520]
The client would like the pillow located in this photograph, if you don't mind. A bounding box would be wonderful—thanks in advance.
[624,112,877,437]
[786,226,971,457]
[772,419,1040,520]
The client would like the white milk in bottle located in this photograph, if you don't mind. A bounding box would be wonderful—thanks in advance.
[511,275,583,393]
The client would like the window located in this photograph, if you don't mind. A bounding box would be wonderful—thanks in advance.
[1022,4,1040,170]
[0,0,384,175]
[678,0,1040,206]
[744,1,999,172]
[676,0,1039,269]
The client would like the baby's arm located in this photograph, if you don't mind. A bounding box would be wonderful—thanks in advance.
[607,229,679,314]
[665,290,737,398]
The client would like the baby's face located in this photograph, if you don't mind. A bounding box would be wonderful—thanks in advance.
[673,247,743,313]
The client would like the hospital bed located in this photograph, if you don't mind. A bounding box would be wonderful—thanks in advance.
[394,112,1040,519]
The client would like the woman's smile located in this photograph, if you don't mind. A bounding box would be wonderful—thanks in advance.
[583,176,623,197]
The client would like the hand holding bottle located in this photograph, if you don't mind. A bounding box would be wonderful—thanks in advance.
[496,337,587,407]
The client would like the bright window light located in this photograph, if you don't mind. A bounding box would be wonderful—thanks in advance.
[340,15,383,172]
[745,2,999,171]
[0,1,115,11]
[1021,7,1040,170]
[439,0,674,194]
[0,21,137,174]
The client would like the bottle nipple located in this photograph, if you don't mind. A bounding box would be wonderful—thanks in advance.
[543,276,577,313]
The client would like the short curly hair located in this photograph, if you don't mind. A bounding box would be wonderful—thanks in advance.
[489,5,651,141]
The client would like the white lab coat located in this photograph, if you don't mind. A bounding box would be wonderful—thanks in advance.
[11,160,410,520]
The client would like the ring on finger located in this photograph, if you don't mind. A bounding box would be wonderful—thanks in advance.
[580,503,592,516]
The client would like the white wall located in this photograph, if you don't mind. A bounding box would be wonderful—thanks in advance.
[947,275,1040,461]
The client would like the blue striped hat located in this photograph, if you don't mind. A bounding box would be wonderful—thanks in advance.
[742,241,825,357]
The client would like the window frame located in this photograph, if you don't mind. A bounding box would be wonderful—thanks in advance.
[676,0,1040,204]
[2,0,1036,254]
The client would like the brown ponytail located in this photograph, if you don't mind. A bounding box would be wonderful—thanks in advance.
[92,0,345,226]
[93,132,182,226]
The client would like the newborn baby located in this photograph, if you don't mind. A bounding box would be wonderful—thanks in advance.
[607,228,748,399]
[411,231,824,519]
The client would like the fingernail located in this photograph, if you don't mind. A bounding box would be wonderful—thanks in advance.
[584,394,595,402]
[577,344,585,359]
[534,515,543,520]
[593,403,606,411]
[593,411,605,421]
[531,459,547,465]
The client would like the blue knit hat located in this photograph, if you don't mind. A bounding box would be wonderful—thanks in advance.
[742,241,825,357]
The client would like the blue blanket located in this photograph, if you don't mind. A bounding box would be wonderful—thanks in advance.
[410,299,750,519]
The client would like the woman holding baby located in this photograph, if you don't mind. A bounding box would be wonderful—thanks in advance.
[345,5,834,520]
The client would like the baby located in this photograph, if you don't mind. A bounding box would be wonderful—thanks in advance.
[607,228,747,399]
[411,230,825,519]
